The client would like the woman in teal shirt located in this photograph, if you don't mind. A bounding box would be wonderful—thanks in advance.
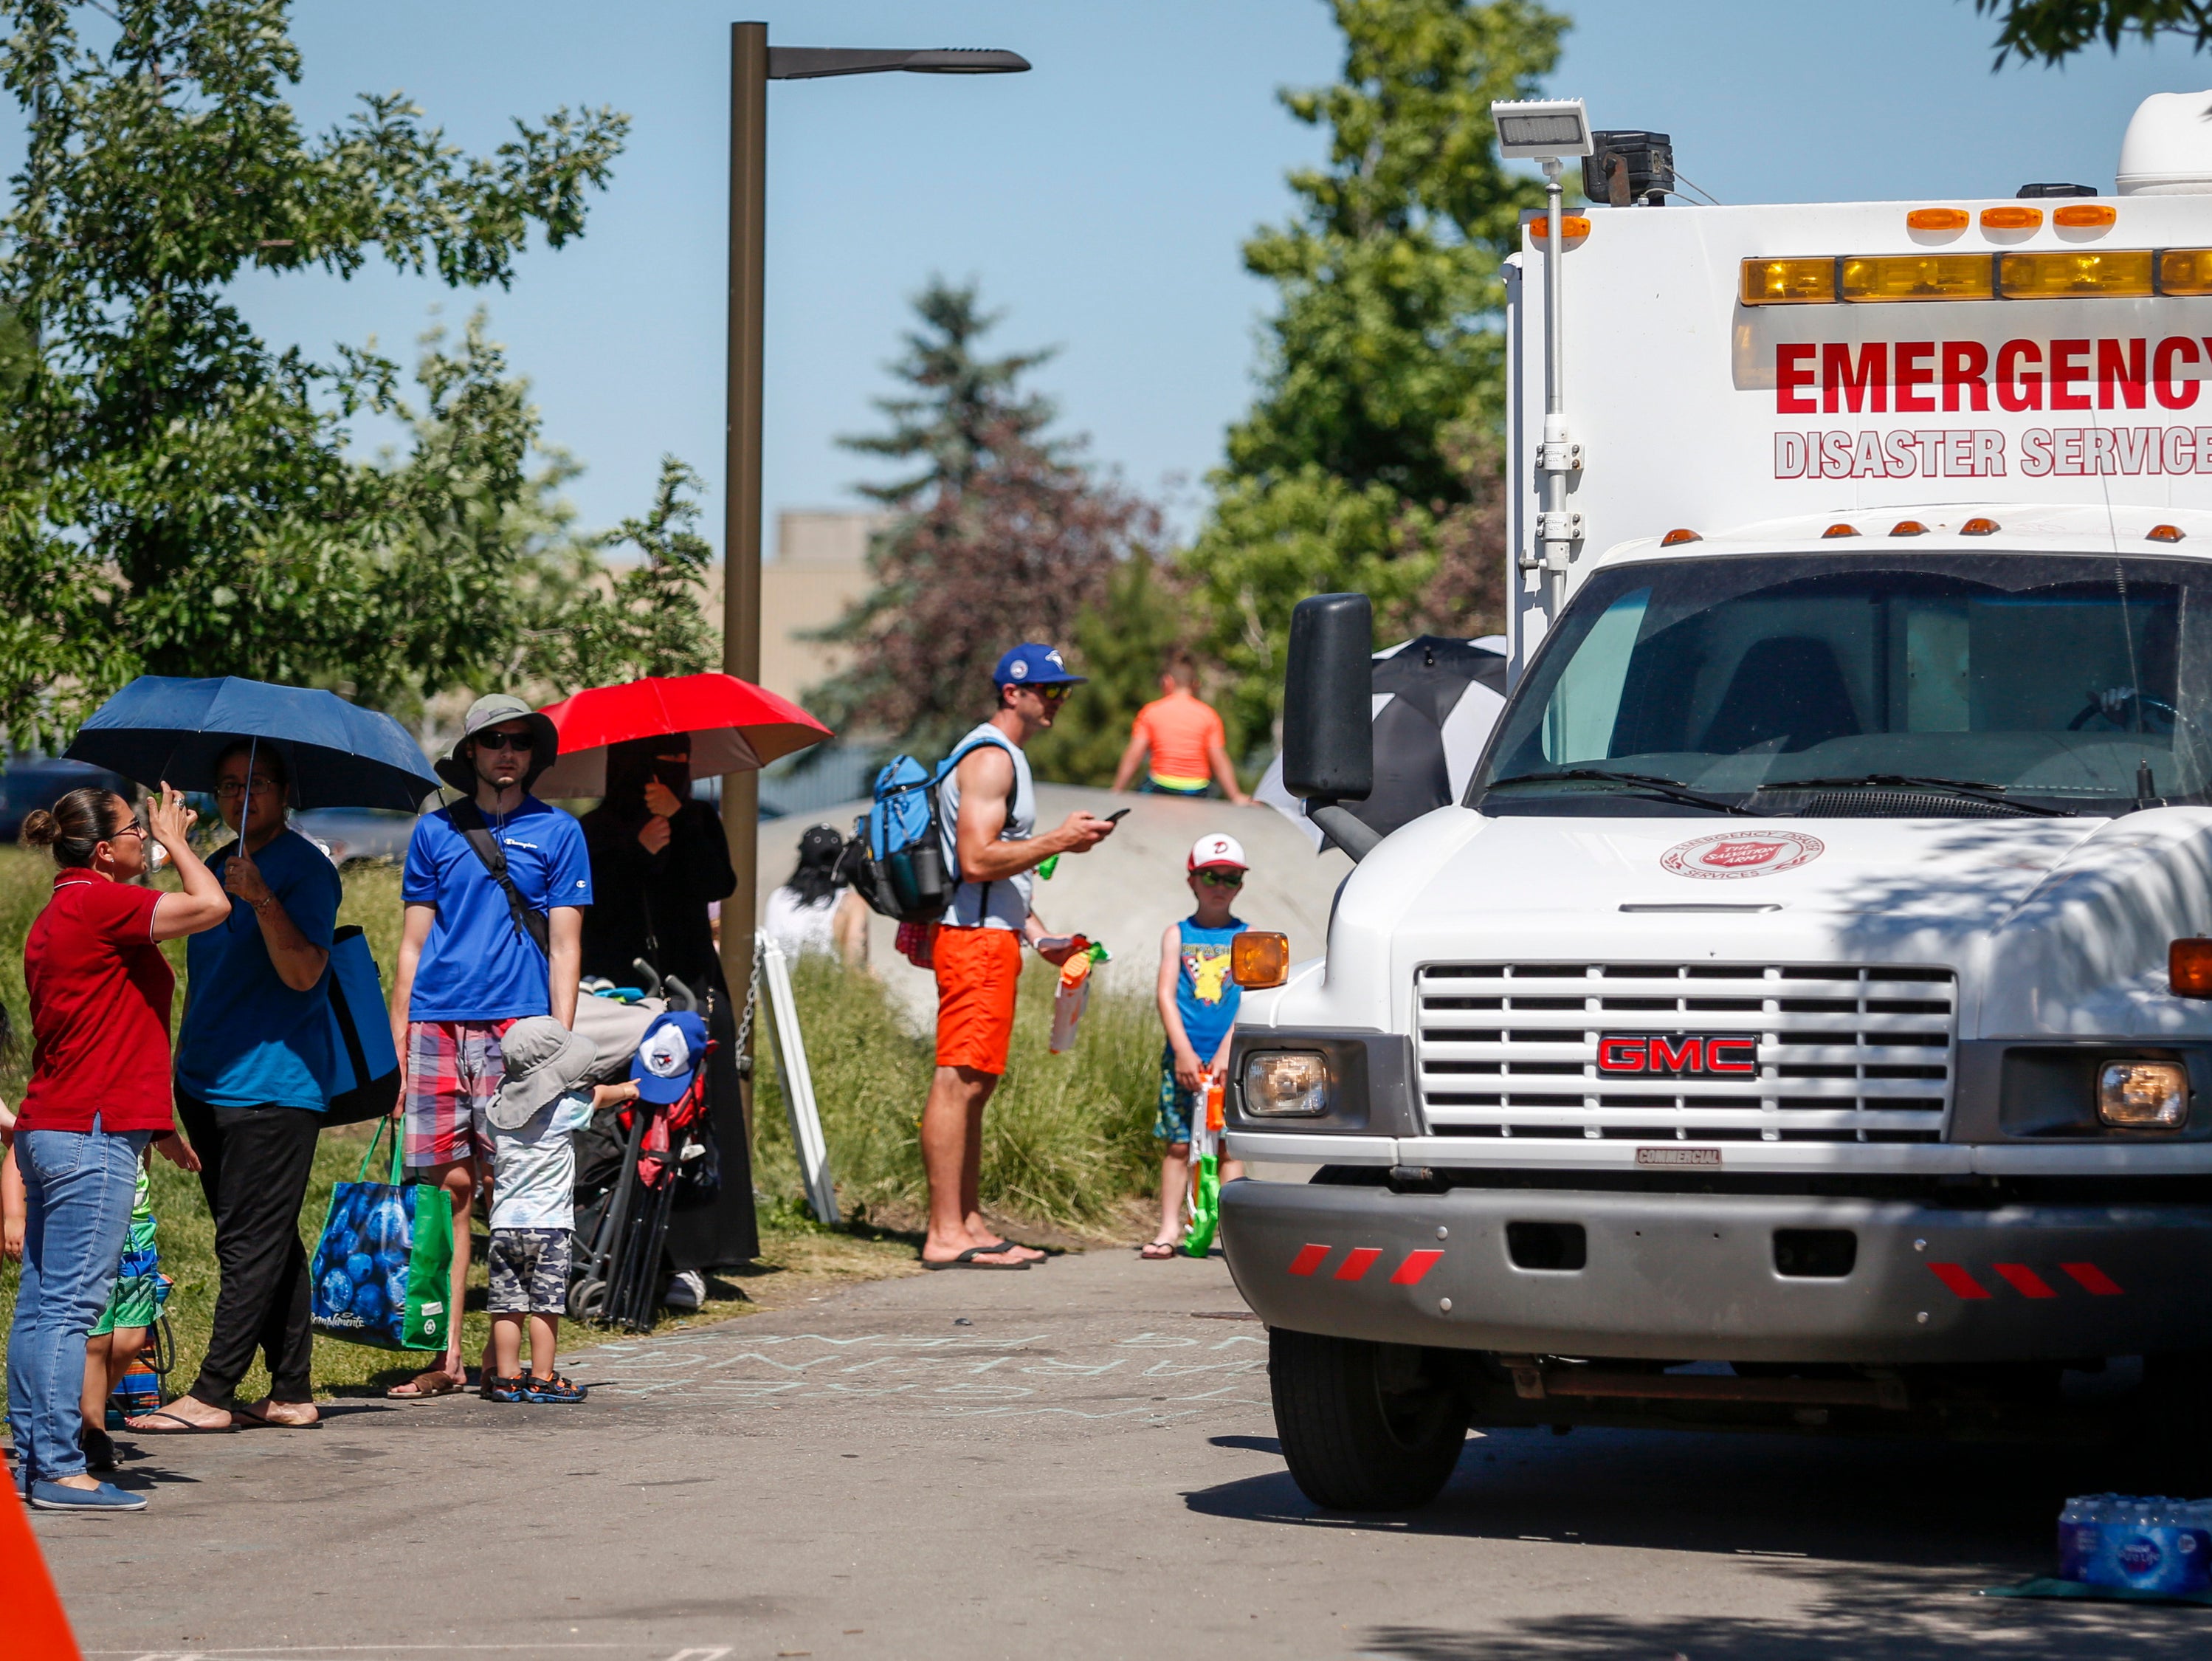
[135,742,340,1434]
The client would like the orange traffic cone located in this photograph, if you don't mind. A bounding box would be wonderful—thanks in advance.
[0,1469,83,1659]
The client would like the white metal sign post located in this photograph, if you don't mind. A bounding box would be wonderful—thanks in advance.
[758,934,840,1225]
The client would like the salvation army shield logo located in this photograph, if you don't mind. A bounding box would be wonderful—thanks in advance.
[1661,830,1825,881]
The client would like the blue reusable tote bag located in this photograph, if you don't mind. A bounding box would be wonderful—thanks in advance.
[309,1119,454,1351]
[317,924,401,1126]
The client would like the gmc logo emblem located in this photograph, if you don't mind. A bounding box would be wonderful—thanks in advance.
[1596,1034,1758,1076]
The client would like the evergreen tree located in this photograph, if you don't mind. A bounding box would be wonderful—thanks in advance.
[1181,0,1565,742]
[810,278,1162,760]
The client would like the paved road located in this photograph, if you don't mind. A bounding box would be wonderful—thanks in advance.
[38,1247,2200,1660]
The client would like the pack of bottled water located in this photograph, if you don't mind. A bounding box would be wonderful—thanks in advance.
[2060,1496,2212,1595]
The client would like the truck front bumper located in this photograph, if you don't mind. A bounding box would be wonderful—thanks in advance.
[1219,1178,2212,1364]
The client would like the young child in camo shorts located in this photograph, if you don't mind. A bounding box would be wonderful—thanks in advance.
[80,1152,168,1467]
[480,1016,635,1403]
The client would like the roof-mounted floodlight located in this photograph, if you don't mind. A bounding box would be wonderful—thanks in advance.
[1492,98,1593,159]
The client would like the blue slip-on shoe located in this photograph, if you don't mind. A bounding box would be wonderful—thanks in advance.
[29,1478,148,1512]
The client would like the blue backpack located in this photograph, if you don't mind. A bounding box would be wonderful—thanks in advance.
[850,733,1010,923]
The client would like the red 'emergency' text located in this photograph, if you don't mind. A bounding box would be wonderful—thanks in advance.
[1774,339,2208,416]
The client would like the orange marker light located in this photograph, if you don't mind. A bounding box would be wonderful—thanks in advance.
[2054,203,2116,229]
[1890,520,1929,536]
[1740,257,1837,306]
[1660,528,1702,546]
[1980,205,2043,231]
[2149,524,2186,543]
[1231,931,1289,990]
[1960,517,2000,536]
[1528,215,1591,241]
[1822,523,1859,537]
[2172,938,2212,998]
[1907,208,1970,232]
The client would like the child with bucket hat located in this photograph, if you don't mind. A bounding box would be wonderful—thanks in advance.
[480,1016,636,1403]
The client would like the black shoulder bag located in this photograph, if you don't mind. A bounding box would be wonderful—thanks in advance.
[446,797,551,957]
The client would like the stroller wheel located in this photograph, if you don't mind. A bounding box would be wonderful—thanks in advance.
[569,1279,607,1319]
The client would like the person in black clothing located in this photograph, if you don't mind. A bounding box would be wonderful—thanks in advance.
[577,736,757,1273]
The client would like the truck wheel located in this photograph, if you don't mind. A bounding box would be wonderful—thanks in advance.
[1269,1327,1467,1511]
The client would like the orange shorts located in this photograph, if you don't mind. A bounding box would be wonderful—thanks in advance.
[933,925,1023,1075]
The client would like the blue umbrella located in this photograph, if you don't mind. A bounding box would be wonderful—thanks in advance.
[66,676,439,811]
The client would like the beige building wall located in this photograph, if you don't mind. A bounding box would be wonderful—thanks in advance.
[710,509,888,714]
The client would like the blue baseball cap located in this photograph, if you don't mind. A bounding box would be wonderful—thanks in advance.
[992,643,1086,689]
[631,1010,711,1104]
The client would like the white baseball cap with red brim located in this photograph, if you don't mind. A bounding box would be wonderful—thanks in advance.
[1188,833,1249,873]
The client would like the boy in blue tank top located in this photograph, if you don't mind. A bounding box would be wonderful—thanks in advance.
[1144,833,1251,1258]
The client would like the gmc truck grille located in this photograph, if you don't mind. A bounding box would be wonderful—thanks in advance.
[1413,962,1956,1144]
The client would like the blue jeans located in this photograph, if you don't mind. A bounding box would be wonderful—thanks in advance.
[7,1119,150,1482]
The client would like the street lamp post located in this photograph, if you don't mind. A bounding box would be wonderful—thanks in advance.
[719,21,1029,1110]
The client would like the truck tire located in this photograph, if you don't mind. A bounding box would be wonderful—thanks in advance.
[1269,1327,1467,1511]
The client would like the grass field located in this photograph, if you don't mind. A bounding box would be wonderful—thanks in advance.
[0,842,1164,1403]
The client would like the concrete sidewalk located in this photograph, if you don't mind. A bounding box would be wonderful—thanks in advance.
[39,1245,2196,1661]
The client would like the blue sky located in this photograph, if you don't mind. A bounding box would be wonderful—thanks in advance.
[25,2,2212,548]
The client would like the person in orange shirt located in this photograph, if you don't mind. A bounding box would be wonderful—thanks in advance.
[1111,658,1250,804]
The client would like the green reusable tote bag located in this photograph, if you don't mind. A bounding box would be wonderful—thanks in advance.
[309,1119,456,1351]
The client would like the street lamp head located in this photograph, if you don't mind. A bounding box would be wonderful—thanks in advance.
[767,46,1030,80]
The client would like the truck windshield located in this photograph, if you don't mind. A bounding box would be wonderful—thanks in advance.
[1475,553,2212,815]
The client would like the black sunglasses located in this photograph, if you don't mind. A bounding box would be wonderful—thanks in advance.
[475,731,535,753]
[1196,870,1244,887]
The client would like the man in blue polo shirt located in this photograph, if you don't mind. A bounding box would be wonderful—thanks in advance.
[385,693,590,1397]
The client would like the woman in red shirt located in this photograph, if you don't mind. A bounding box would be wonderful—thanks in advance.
[9,783,228,1512]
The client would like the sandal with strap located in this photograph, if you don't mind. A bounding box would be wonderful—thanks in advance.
[522,1371,587,1405]
[481,1373,532,1403]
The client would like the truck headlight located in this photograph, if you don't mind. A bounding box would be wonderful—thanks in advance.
[1243,1051,1331,1117]
[2097,1061,2189,1129]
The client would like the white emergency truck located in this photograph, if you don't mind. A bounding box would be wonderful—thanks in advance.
[1221,96,2212,1510]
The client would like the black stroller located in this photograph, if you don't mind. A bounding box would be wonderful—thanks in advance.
[568,963,714,1330]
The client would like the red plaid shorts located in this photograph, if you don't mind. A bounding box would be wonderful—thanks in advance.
[402,1019,517,1170]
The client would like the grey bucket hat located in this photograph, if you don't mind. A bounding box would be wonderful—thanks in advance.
[435,692,560,794]
[490,1016,599,1131]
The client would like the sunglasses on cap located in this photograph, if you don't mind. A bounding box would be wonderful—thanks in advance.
[475,731,535,752]
[1195,869,1244,887]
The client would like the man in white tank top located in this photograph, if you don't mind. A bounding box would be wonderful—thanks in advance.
[923,644,1117,1269]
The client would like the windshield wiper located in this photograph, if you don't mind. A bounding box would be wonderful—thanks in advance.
[1755,774,2075,818]
[1486,768,1753,815]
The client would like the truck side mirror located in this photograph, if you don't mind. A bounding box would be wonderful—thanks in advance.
[1283,593,1382,860]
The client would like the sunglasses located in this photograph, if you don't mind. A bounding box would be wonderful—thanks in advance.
[1021,684,1071,703]
[475,731,535,753]
[1195,869,1244,887]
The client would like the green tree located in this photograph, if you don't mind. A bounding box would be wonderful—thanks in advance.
[1182,0,1565,741]
[811,278,1161,760]
[1972,0,2212,63]
[0,0,629,744]
[523,456,717,690]
[1025,551,1193,785]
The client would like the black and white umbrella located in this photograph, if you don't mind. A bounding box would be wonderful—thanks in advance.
[1257,635,1509,850]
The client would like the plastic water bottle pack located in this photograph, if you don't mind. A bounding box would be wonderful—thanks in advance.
[2060,1495,2212,1595]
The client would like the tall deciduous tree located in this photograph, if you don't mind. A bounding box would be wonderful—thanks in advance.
[811,278,1162,760]
[0,0,631,743]
[1182,0,1565,743]
[1972,0,2212,63]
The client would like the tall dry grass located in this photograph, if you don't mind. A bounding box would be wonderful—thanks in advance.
[751,949,1163,1233]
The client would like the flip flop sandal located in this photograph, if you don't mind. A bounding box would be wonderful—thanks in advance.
[235,1406,322,1429]
[385,1370,462,1399]
[124,1411,236,1435]
[976,1239,1047,1262]
[922,1245,1032,1270]
[1139,1239,1180,1260]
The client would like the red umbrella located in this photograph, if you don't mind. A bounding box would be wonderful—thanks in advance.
[532,673,832,797]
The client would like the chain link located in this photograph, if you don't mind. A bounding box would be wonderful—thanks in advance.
[731,930,764,1079]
